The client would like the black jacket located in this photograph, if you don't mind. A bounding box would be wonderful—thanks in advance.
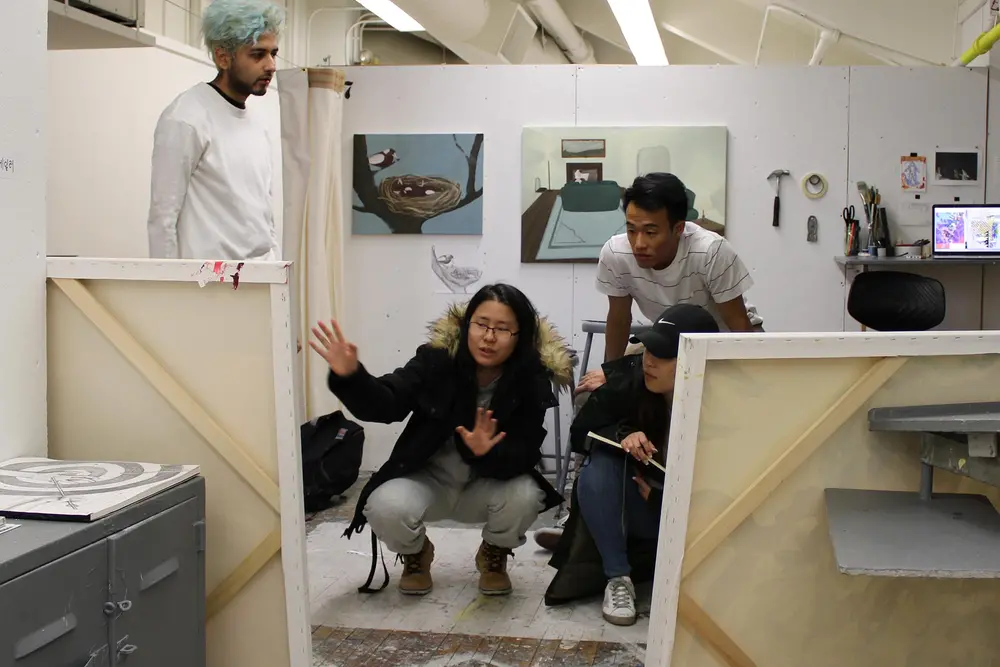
[544,353,670,606]
[568,354,667,511]
[327,303,575,539]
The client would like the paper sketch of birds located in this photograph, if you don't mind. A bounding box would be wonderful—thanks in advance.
[368,149,399,171]
[431,246,482,293]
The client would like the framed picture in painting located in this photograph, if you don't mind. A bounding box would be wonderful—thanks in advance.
[561,139,606,159]
[566,162,603,183]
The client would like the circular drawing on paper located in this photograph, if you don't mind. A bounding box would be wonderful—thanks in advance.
[0,460,189,497]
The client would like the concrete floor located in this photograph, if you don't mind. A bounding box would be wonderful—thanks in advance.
[306,473,651,666]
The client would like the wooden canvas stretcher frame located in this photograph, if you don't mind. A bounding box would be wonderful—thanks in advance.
[45,257,311,667]
[644,330,1000,667]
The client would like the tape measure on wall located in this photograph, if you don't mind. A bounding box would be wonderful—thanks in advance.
[801,172,828,199]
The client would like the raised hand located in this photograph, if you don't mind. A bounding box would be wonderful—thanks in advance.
[309,319,359,377]
[456,407,507,457]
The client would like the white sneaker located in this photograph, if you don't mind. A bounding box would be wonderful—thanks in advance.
[602,576,637,626]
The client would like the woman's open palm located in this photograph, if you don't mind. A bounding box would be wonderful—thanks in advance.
[309,319,359,377]
[456,408,507,457]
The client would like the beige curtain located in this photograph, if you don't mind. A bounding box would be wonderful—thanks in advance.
[276,67,346,421]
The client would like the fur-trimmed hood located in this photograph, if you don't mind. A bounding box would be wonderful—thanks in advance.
[426,302,575,388]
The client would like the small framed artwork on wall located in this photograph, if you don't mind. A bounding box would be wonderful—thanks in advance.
[932,149,980,186]
[566,162,603,183]
[561,139,606,159]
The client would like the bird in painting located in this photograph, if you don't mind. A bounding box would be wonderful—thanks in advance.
[368,148,399,171]
[431,246,482,294]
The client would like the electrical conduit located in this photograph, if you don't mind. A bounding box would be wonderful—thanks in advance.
[953,21,1000,65]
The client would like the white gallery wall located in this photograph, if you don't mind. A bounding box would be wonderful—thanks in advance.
[847,66,998,330]
[43,60,1000,468]
[339,64,997,468]
[0,1,48,461]
[47,47,284,258]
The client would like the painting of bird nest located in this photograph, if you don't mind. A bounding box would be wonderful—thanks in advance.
[353,133,485,234]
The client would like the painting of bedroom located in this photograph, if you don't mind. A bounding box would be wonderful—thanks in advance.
[520,126,729,262]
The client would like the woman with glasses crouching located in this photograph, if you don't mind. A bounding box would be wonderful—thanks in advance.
[310,283,573,597]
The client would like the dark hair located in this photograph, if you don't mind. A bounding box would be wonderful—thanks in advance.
[622,172,689,227]
[455,283,542,384]
[635,385,670,448]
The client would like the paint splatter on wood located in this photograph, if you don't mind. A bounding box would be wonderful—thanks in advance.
[311,626,644,666]
[231,262,244,289]
[192,260,246,289]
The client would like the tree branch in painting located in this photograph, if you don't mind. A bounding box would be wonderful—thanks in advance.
[352,133,484,234]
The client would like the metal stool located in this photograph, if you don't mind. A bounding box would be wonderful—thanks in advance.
[552,320,652,497]
[537,349,578,493]
[578,319,652,377]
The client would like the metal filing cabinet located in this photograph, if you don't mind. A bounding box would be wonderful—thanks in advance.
[0,477,205,667]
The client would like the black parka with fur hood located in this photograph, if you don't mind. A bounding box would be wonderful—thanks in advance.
[328,303,575,545]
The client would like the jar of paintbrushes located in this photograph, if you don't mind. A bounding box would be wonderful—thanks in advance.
[855,182,893,256]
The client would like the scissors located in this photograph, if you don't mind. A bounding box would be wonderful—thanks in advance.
[842,205,856,222]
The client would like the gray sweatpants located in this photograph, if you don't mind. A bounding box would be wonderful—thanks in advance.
[364,440,545,555]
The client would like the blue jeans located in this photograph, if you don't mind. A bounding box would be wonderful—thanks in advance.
[576,445,661,579]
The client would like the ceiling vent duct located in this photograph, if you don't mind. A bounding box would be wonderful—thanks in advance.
[498,4,539,63]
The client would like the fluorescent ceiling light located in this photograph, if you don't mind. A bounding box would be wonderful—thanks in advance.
[606,0,668,65]
[356,0,425,32]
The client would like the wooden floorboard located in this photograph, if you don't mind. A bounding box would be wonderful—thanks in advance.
[311,625,645,666]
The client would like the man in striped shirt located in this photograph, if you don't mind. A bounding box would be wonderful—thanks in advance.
[533,173,763,552]
[578,172,762,394]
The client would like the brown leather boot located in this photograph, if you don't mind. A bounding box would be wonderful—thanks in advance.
[475,541,513,596]
[398,538,434,596]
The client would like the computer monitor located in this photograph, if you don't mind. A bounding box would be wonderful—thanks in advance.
[932,204,1000,257]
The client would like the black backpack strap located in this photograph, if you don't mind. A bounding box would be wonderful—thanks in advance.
[357,529,389,594]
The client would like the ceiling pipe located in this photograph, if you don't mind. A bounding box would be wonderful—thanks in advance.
[756,3,939,67]
[808,28,840,66]
[304,6,364,67]
[346,17,390,65]
[957,0,990,26]
[953,20,1000,65]
[521,0,597,64]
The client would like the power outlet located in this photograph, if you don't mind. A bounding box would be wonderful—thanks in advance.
[807,216,818,242]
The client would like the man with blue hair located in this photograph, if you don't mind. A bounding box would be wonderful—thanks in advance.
[147,0,285,260]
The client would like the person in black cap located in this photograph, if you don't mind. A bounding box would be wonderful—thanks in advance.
[541,303,719,626]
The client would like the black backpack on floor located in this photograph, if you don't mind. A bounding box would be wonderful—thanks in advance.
[300,410,365,513]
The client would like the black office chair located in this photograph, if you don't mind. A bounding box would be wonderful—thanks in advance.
[847,271,946,331]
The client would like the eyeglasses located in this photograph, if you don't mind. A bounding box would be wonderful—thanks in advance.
[470,321,519,341]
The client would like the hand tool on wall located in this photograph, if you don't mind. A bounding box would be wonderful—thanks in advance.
[801,172,828,199]
[767,169,790,227]
[842,205,860,256]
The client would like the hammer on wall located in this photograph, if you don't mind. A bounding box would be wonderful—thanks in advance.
[767,169,790,227]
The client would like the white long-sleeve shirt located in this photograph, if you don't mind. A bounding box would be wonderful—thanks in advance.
[147,83,279,260]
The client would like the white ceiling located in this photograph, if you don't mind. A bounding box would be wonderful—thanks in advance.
[348,0,979,67]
